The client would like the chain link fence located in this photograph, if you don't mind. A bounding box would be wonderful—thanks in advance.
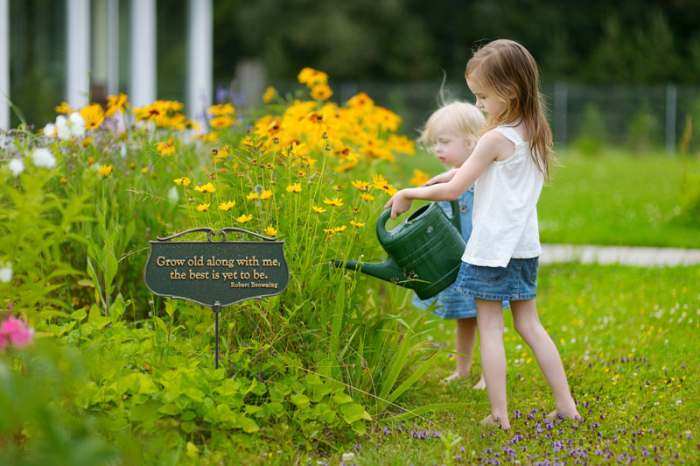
[225,80,700,154]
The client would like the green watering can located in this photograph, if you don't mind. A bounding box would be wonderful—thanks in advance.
[333,201,465,299]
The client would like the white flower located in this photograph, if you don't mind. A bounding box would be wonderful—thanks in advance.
[43,123,56,138]
[8,158,24,177]
[56,115,71,140]
[31,148,56,168]
[167,186,179,204]
[69,112,85,137]
[0,263,12,283]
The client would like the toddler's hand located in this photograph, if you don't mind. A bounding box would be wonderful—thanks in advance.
[384,190,412,219]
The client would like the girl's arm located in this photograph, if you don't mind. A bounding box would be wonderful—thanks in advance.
[424,168,457,186]
[385,131,508,219]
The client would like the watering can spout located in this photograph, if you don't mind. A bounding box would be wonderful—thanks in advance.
[332,258,405,284]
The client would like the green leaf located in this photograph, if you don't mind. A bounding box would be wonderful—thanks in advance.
[290,393,310,409]
[339,403,371,424]
[238,415,260,433]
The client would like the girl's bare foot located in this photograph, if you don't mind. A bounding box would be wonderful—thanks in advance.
[481,414,510,430]
[545,409,582,422]
[472,375,486,390]
[441,371,469,384]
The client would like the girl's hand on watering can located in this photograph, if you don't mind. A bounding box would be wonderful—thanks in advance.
[384,190,413,219]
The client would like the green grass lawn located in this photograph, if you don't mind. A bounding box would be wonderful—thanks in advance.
[393,149,700,248]
[327,264,700,465]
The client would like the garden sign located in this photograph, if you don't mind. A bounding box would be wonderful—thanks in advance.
[144,227,289,368]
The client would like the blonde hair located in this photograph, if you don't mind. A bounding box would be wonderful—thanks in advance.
[465,39,555,179]
[418,101,485,148]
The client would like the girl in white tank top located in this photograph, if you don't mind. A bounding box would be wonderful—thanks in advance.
[384,39,580,429]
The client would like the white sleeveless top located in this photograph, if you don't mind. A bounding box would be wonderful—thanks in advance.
[461,125,544,267]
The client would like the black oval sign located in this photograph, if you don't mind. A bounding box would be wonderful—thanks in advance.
[144,239,289,307]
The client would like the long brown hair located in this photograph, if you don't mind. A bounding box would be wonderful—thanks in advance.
[465,39,555,179]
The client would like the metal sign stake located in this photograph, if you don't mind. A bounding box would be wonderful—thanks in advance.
[213,301,221,368]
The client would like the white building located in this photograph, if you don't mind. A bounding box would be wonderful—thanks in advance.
[0,0,212,129]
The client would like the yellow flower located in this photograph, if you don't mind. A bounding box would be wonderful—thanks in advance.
[55,101,73,114]
[210,115,235,129]
[196,203,210,212]
[323,225,347,235]
[197,132,219,142]
[286,183,302,193]
[360,193,375,202]
[311,205,326,213]
[323,197,343,207]
[218,201,236,211]
[174,176,191,186]
[81,137,93,148]
[236,214,252,224]
[297,67,328,87]
[311,83,333,101]
[264,226,278,237]
[80,103,105,130]
[157,138,176,156]
[410,169,430,186]
[346,92,374,108]
[262,86,278,103]
[141,166,149,174]
[194,182,216,193]
[105,93,128,117]
[98,165,113,177]
[351,180,370,192]
[212,145,231,162]
[246,192,260,201]
[208,103,235,116]
[259,190,273,200]
[350,220,365,228]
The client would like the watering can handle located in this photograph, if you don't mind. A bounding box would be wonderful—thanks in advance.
[376,208,394,244]
[449,200,462,234]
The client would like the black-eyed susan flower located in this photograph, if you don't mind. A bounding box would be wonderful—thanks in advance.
[157,138,176,156]
[174,176,191,186]
[351,180,370,191]
[80,103,105,130]
[210,115,235,129]
[212,144,231,162]
[55,101,73,114]
[218,201,235,211]
[410,169,429,186]
[262,86,278,104]
[323,225,347,235]
[350,220,365,228]
[194,182,216,193]
[323,197,343,207]
[98,165,113,177]
[259,190,273,200]
[246,192,260,201]
[264,226,277,237]
[286,183,302,193]
[106,93,128,117]
[360,193,375,202]
[311,83,332,101]
[196,203,210,212]
[208,103,235,117]
[236,214,252,224]
[311,205,326,213]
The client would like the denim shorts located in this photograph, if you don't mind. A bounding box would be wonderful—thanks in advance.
[455,257,538,301]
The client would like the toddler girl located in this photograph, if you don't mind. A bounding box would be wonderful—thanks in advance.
[386,39,580,429]
[411,101,494,389]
